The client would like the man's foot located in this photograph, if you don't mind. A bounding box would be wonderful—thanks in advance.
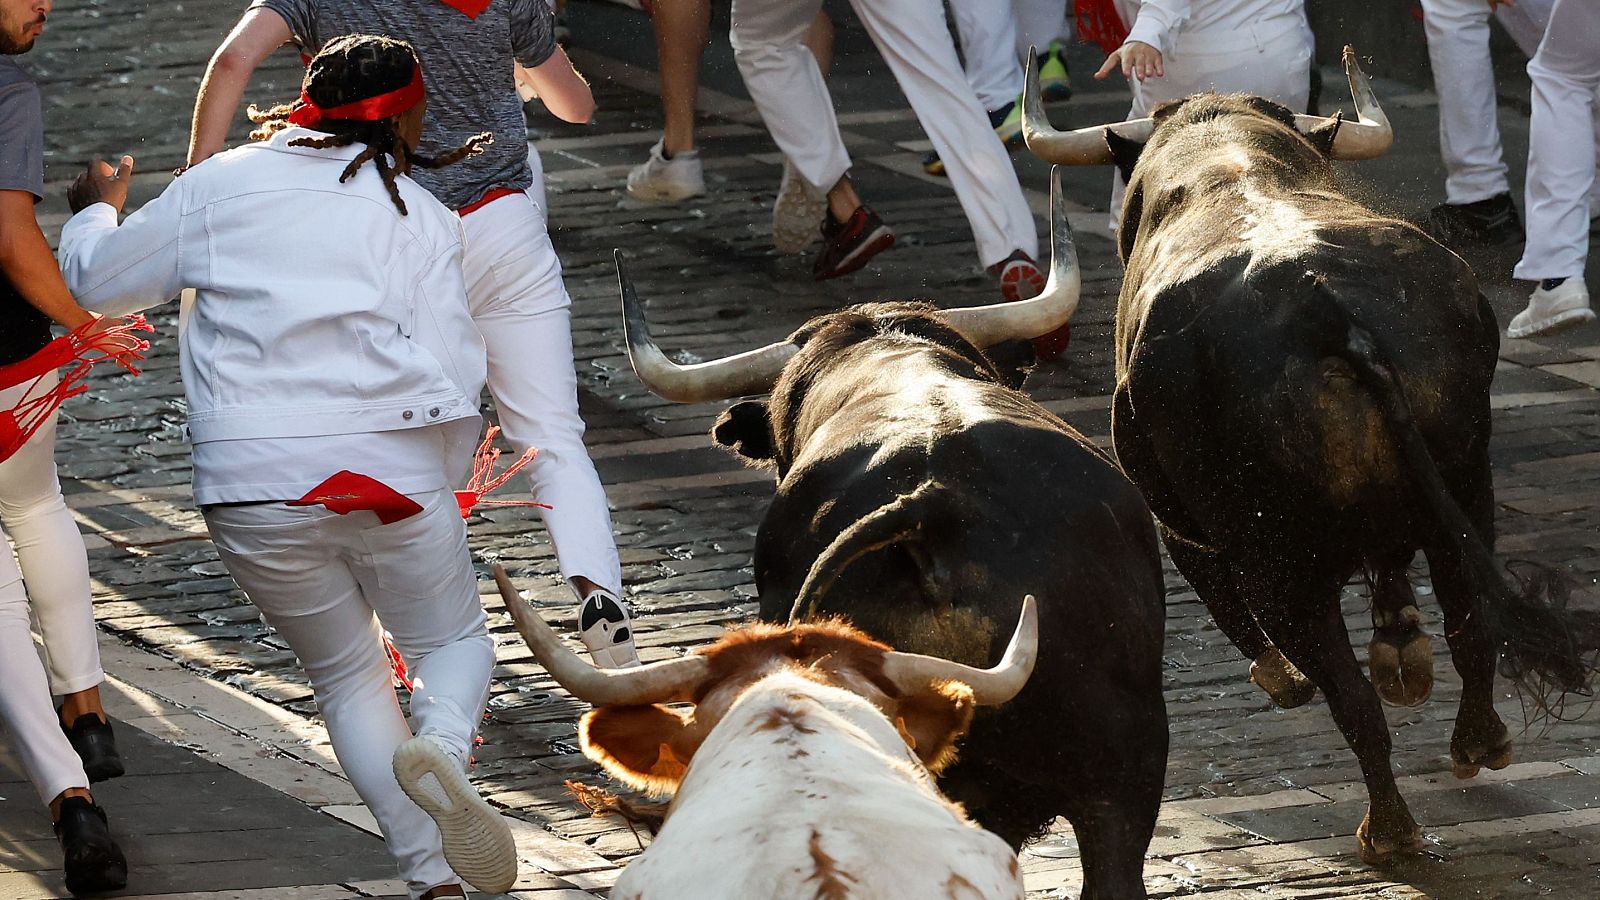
[420,883,467,900]
[813,206,896,280]
[1422,192,1523,249]
[989,250,1070,361]
[60,712,124,783]
[393,735,518,894]
[923,97,1025,176]
[55,797,127,895]
[1039,41,1073,102]
[773,159,827,255]
[578,587,641,669]
[626,139,706,202]
[1507,277,1595,339]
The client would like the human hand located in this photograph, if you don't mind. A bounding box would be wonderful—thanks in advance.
[1095,41,1165,82]
[68,156,135,214]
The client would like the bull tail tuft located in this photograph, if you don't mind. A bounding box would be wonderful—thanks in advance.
[1312,277,1594,703]
[790,479,952,621]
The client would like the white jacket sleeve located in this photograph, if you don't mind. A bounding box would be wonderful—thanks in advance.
[59,186,187,316]
[1124,0,1192,58]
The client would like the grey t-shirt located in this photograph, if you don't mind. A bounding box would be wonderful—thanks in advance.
[251,0,556,210]
[0,55,53,364]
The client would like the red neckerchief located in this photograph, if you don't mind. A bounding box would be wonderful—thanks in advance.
[287,65,425,129]
[438,0,492,18]
[288,471,425,524]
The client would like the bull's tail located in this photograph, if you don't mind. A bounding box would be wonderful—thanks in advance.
[1315,279,1593,699]
[790,479,954,622]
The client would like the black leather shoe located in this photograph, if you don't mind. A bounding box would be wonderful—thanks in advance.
[61,713,124,783]
[54,797,128,895]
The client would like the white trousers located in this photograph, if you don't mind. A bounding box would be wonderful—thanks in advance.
[949,0,1076,112]
[1515,0,1600,281]
[730,0,1039,268]
[1422,0,1600,207]
[204,490,494,898]
[0,375,97,805]
[1109,12,1312,229]
[460,191,622,594]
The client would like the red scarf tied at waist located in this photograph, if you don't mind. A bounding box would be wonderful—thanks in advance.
[1076,0,1131,55]
[0,316,154,463]
[287,65,426,130]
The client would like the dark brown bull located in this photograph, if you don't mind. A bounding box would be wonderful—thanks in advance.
[1026,47,1593,864]
[616,173,1170,899]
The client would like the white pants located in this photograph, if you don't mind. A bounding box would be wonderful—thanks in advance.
[0,375,97,805]
[1109,12,1312,229]
[1515,0,1600,281]
[949,0,1075,112]
[204,490,494,898]
[731,0,1039,268]
[1422,0,1600,207]
[460,191,622,594]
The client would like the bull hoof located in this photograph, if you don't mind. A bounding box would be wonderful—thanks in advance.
[1452,725,1514,780]
[1368,630,1434,708]
[1355,810,1425,866]
[1250,648,1317,708]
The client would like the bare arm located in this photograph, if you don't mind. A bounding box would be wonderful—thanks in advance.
[518,47,595,124]
[187,8,292,167]
[0,189,94,330]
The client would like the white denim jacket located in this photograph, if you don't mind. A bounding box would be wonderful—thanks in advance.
[59,127,486,446]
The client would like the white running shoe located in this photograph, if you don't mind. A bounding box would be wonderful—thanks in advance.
[625,139,705,202]
[773,158,826,254]
[393,735,518,894]
[1506,278,1594,339]
[579,587,641,669]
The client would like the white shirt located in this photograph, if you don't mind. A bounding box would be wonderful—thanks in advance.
[59,128,489,500]
[1124,0,1308,58]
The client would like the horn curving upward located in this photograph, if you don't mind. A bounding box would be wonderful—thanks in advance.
[940,166,1080,346]
[617,250,799,404]
[495,565,710,706]
[881,595,1039,705]
[1023,44,1392,165]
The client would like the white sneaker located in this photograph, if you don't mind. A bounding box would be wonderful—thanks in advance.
[626,139,705,202]
[773,158,826,254]
[578,587,640,669]
[1506,278,1594,339]
[393,735,518,894]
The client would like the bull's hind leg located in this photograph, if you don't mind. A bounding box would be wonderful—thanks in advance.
[1166,538,1316,708]
[1256,583,1422,864]
[1366,550,1435,708]
[1426,463,1513,779]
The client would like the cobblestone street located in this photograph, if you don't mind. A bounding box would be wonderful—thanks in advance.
[5,0,1600,897]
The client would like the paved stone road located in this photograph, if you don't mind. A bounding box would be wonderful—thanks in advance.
[7,0,1600,897]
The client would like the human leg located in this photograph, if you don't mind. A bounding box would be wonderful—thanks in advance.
[0,376,121,780]
[731,0,848,194]
[848,0,1038,268]
[1510,0,1599,336]
[627,0,710,201]
[949,0,1025,112]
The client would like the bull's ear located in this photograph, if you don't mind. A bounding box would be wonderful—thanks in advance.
[711,400,777,465]
[1304,115,1341,158]
[1106,130,1145,184]
[580,705,700,796]
[894,680,976,775]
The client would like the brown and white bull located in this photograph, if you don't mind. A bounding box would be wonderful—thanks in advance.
[495,567,1035,899]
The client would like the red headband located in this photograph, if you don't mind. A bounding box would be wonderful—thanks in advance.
[287,65,425,129]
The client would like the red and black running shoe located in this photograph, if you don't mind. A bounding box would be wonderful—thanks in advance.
[813,206,896,280]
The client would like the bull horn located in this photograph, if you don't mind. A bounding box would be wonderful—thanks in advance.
[940,166,1080,347]
[1022,46,1154,166]
[1291,46,1391,160]
[881,595,1038,706]
[494,565,710,706]
[617,250,798,404]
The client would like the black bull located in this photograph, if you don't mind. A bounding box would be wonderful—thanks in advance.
[616,182,1169,900]
[1091,92,1593,863]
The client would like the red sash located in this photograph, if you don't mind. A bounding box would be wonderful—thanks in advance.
[439,0,492,18]
[0,316,153,463]
[1075,0,1131,55]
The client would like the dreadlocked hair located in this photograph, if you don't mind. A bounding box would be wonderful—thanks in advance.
[246,33,493,215]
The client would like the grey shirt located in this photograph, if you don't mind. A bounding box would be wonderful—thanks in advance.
[0,55,52,364]
[252,0,556,210]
